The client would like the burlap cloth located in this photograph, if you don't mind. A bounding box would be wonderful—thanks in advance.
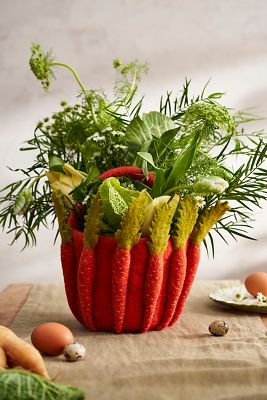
[10,280,267,400]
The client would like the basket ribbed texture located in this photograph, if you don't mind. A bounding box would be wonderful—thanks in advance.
[60,227,200,333]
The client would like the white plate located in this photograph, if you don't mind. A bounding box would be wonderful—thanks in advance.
[209,285,267,313]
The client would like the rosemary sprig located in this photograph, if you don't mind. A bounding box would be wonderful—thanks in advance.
[0,176,54,249]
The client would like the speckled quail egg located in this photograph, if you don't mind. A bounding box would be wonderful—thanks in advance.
[63,342,86,362]
[209,320,229,336]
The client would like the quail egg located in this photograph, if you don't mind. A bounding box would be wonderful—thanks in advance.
[209,320,229,336]
[63,342,86,362]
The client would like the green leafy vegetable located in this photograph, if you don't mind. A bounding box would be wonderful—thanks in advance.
[125,111,176,163]
[98,177,139,230]
[0,369,85,400]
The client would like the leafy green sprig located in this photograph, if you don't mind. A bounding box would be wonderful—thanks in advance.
[134,83,267,254]
[195,138,267,255]
[0,45,148,247]
[113,58,148,109]
[0,175,54,248]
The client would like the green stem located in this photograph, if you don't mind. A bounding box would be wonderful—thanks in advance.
[49,62,99,129]
[113,68,137,113]
[86,96,100,130]
[126,69,137,102]
[163,185,192,196]
[28,173,46,189]
[50,62,87,95]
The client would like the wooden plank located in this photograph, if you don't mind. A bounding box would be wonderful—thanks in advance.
[0,284,32,327]
[261,315,267,329]
[0,283,266,329]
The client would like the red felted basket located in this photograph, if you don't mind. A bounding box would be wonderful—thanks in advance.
[61,228,199,333]
[58,167,228,333]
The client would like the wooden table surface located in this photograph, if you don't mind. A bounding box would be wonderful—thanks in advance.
[1,283,267,400]
[1,283,267,329]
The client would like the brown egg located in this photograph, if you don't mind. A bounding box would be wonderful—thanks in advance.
[244,272,267,297]
[31,322,74,356]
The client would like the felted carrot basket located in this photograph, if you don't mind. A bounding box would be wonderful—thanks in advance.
[53,167,230,333]
[1,44,267,334]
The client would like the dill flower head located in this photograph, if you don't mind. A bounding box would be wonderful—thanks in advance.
[29,43,54,90]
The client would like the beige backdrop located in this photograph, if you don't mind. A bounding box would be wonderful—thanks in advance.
[0,0,267,289]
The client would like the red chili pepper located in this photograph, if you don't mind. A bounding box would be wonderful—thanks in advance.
[99,166,154,187]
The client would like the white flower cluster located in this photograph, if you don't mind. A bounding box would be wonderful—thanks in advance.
[256,292,267,304]
[194,195,206,209]
[91,133,105,142]
[234,286,248,301]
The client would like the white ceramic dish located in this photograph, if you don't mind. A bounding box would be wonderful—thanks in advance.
[209,285,267,313]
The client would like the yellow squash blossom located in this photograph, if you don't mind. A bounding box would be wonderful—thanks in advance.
[46,163,85,199]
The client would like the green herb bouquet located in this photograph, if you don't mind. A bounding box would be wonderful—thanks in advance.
[1,44,267,333]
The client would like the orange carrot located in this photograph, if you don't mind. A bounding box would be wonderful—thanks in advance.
[0,347,7,369]
[0,326,49,378]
